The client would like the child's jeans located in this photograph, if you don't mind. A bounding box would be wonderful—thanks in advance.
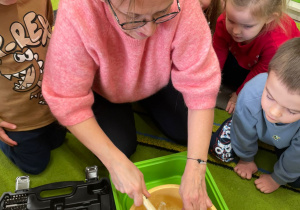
[210,117,300,188]
[210,117,235,162]
[0,122,66,175]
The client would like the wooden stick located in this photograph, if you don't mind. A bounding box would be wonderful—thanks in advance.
[143,195,156,210]
[209,205,217,210]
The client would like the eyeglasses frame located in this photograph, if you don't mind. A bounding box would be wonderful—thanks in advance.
[107,0,181,30]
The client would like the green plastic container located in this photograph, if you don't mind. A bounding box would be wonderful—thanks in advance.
[110,152,228,210]
[292,0,300,3]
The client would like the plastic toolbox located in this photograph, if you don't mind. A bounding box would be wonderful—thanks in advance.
[110,152,228,210]
[0,166,115,210]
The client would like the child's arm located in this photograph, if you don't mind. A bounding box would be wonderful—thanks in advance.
[230,76,266,163]
[228,83,261,178]
[212,14,230,70]
[270,136,300,188]
[231,110,259,162]
[255,135,300,193]
[231,107,259,179]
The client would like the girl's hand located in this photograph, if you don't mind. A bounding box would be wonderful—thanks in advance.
[108,154,150,207]
[255,174,280,193]
[0,121,17,146]
[226,92,237,114]
[180,160,212,210]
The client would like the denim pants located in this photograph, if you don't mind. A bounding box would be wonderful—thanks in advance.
[210,117,235,163]
[0,122,66,175]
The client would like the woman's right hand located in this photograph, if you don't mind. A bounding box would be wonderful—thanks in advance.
[0,121,17,146]
[67,118,150,206]
[108,154,151,207]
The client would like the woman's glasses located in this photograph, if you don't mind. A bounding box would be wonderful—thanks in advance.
[107,0,181,30]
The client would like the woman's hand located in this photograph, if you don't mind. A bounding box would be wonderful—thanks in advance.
[180,109,214,209]
[108,153,151,207]
[67,117,150,207]
[0,121,17,146]
[180,160,212,210]
[226,92,237,114]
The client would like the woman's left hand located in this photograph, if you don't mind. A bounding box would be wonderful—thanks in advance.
[226,92,238,114]
[179,160,212,210]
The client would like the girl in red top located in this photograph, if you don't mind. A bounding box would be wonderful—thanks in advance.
[213,0,300,113]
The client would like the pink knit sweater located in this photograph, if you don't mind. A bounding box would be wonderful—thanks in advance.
[42,0,221,126]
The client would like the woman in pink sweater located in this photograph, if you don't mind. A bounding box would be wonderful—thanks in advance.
[43,0,220,208]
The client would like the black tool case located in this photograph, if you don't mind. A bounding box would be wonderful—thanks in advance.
[0,166,116,210]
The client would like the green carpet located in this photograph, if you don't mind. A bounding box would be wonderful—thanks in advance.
[51,0,59,10]
[296,21,300,29]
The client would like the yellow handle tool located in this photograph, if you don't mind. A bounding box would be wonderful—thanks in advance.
[143,195,156,210]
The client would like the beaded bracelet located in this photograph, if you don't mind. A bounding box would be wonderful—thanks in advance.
[187,157,207,165]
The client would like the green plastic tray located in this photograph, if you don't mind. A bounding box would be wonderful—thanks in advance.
[110,152,228,210]
[291,0,300,3]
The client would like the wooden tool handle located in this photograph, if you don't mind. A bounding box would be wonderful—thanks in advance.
[143,195,156,210]
[209,204,217,210]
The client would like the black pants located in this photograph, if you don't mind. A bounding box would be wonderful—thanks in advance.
[0,122,66,175]
[222,52,250,91]
[92,81,188,158]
